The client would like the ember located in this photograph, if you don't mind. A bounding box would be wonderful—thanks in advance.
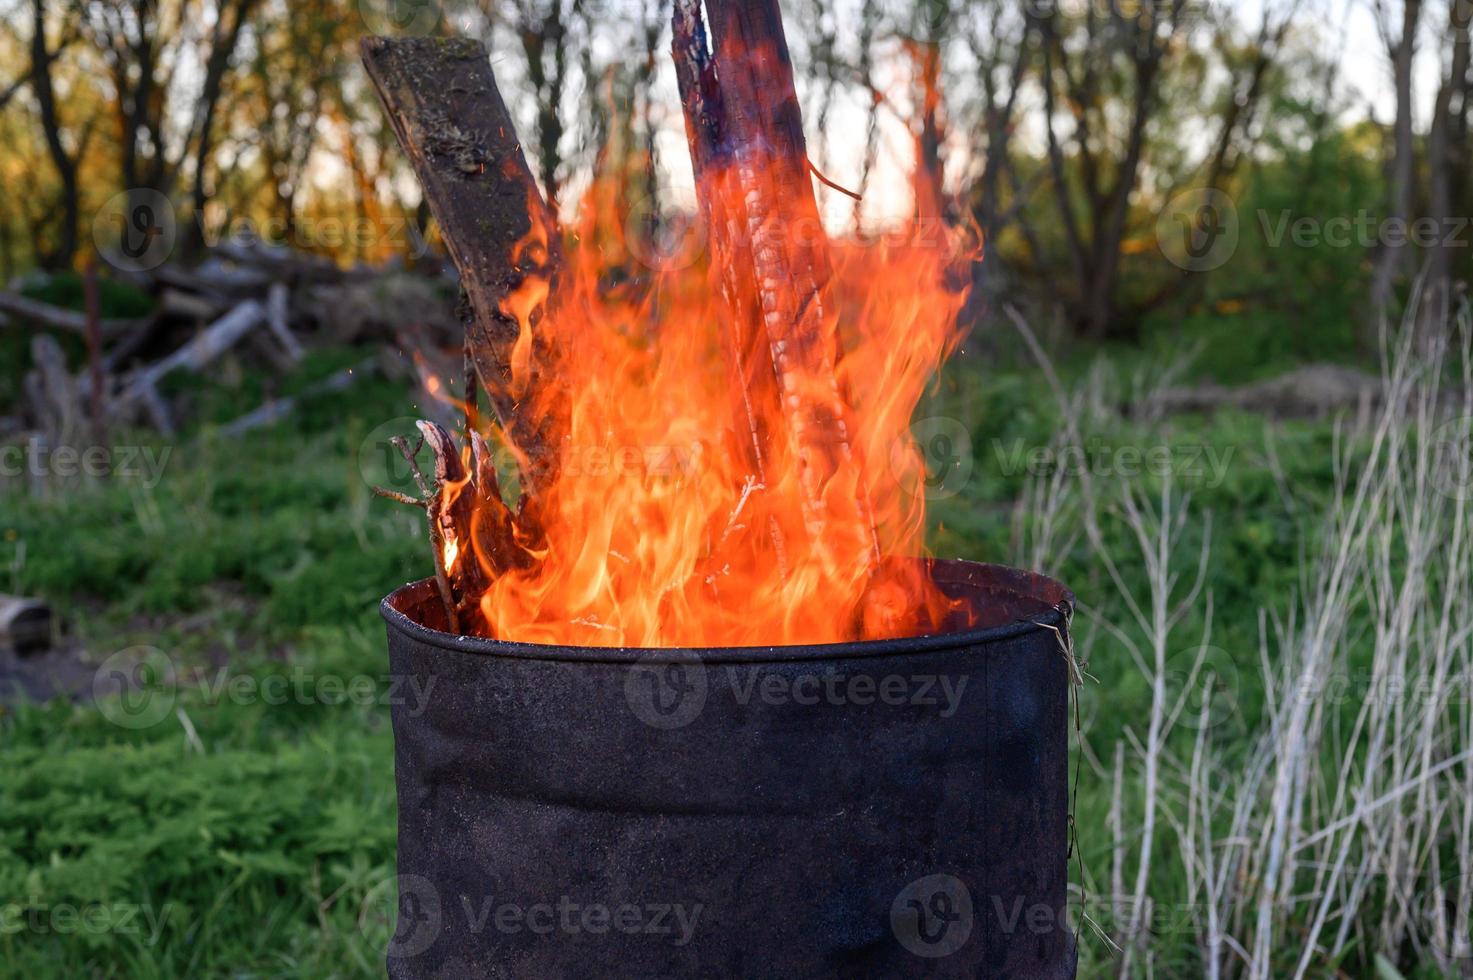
[363,1,972,648]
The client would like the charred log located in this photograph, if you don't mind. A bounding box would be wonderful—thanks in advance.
[672,0,879,571]
[360,36,565,498]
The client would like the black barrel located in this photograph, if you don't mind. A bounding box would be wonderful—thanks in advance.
[379,558,1076,979]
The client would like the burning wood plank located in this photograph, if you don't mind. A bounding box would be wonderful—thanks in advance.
[672,0,880,571]
[361,36,562,638]
[360,36,564,498]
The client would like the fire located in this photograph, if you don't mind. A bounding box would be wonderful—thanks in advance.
[431,189,975,648]
[441,531,459,574]
[424,30,975,648]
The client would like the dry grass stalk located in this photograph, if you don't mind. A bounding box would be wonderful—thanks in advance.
[1011,293,1473,977]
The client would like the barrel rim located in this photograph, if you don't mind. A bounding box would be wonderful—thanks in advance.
[380,558,1074,665]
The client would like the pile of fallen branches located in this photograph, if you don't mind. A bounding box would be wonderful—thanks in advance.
[2,239,472,493]
[359,0,882,637]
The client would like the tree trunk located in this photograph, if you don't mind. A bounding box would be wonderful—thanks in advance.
[1423,0,1471,341]
[1368,0,1423,336]
[183,0,260,258]
[29,0,80,269]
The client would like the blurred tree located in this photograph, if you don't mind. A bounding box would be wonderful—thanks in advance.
[78,0,261,259]
[853,0,882,231]
[1362,0,1473,345]
[804,0,840,181]
[1367,0,1423,330]
[962,1,1032,286]
[0,0,1460,359]
[236,0,352,248]
[906,0,948,223]
[1422,0,1471,334]
[182,0,262,255]
[634,0,664,224]
[511,0,583,206]
[1030,0,1190,340]
[24,0,91,268]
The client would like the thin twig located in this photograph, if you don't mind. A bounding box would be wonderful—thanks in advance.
[380,434,459,633]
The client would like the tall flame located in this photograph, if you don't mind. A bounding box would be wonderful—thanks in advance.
[442,101,974,647]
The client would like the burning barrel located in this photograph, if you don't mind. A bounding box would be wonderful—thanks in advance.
[380,558,1077,978]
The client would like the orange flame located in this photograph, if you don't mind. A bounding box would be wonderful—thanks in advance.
[445,103,974,647]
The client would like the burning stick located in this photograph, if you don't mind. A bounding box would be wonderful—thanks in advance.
[371,422,523,637]
[468,429,527,578]
[371,432,461,634]
[360,37,565,498]
[416,420,481,627]
[671,0,881,571]
[430,422,522,634]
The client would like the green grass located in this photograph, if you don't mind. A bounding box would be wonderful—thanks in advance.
[1,349,429,977]
[0,338,1378,977]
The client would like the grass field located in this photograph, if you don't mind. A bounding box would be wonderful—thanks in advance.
[2,326,1469,977]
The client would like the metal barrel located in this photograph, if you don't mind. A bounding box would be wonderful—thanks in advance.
[380,559,1076,979]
